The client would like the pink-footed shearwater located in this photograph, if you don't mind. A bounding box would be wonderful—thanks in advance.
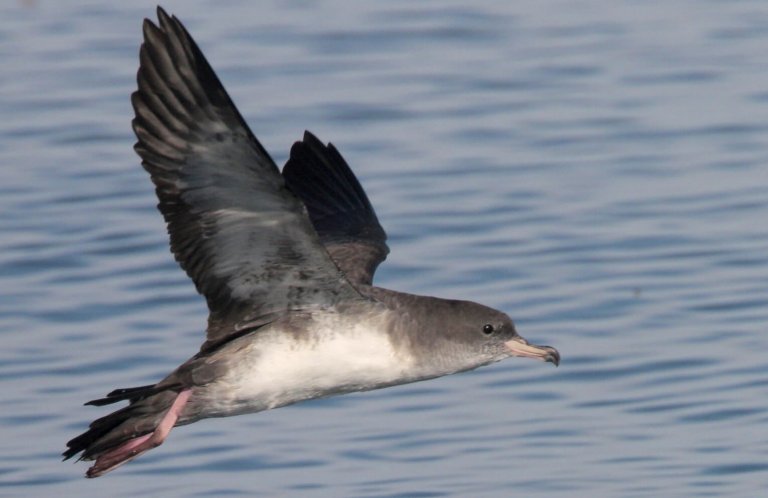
[63,7,560,478]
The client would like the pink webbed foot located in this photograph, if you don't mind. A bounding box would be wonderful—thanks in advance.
[86,389,191,478]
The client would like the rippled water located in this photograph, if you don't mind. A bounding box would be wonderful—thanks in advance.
[1,1,767,496]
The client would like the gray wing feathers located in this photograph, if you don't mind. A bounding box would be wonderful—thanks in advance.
[133,8,359,345]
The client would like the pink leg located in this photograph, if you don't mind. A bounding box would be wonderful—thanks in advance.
[86,389,191,478]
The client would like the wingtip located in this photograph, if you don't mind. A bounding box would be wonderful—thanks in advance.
[157,5,177,32]
[303,130,318,142]
[291,131,323,158]
[142,17,155,33]
[145,7,182,39]
[156,5,170,22]
[303,130,327,151]
[142,14,161,40]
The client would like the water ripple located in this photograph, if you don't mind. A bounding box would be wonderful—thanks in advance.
[2,1,767,497]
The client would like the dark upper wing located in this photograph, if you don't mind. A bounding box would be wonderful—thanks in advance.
[132,8,360,347]
[282,131,389,287]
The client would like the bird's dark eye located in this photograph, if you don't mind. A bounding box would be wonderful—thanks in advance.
[483,324,495,335]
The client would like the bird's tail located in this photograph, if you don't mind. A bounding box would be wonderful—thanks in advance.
[63,383,187,478]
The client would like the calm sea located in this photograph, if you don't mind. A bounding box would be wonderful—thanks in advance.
[1,1,766,496]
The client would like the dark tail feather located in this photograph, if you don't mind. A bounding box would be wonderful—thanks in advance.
[84,384,171,406]
[63,405,137,461]
[63,385,179,462]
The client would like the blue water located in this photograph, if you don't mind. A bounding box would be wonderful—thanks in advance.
[1,1,767,496]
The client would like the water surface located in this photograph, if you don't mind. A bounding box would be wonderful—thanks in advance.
[1,1,767,496]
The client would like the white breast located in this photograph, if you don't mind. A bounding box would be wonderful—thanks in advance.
[202,315,417,416]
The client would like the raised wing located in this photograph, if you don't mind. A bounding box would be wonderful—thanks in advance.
[132,8,360,348]
[283,131,389,286]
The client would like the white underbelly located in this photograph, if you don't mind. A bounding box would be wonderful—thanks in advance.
[201,322,415,416]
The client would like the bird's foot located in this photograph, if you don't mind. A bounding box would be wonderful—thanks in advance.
[86,389,191,478]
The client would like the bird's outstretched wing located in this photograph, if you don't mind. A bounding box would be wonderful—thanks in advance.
[283,131,389,287]
[132,7,360,349]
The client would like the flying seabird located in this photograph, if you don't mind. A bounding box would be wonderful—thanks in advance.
[63,7,560,478]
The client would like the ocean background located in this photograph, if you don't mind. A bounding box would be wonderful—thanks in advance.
[1,0,767,496]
